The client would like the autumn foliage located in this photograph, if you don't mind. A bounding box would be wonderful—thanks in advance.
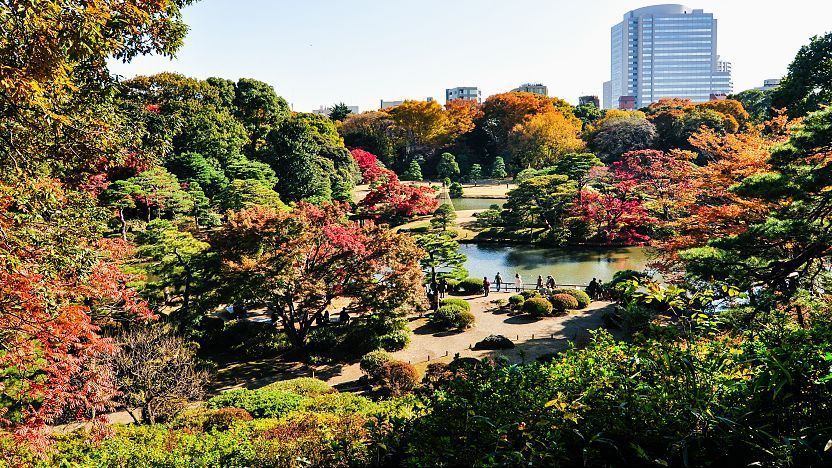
[352,149,438,222]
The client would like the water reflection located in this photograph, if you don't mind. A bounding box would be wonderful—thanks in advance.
[460,244,652,285]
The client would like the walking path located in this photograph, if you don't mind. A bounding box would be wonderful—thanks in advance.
[323,292,613,386]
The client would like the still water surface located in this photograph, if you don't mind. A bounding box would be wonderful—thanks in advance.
[459,244,652,285]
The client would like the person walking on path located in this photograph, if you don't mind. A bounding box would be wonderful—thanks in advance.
[495,272,503,292]
[438,278,447,299]
[515,273,523,292]
[546,275,556,289]
[536,275,543,290]
[483,277,491,297]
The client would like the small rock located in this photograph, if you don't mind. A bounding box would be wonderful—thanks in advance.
[473,334,515,350]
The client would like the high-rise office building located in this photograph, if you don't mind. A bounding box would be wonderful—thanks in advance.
[446,87,481,103]
[603,4,732,109]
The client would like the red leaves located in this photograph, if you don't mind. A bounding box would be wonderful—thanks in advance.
[352,149,438,222]
[351,149,387,184]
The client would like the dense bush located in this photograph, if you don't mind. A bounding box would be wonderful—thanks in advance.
[509,294,525,307]
[360,350,393,380]
[207,388,304,418]
[456,277,484,295]
[523,297,554,317]
[203,407,253,431]
[430,305,475,330]
[439,297,471,312]
[552,288,591,309]
[264,377,333,396]
[405,326,832,466]
[520,290,540,299]
[550,293,579,313]
[378,329,411,351]
[380,360,420,396]
[449,182,464,198]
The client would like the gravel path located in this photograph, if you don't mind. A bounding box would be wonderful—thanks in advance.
[324,293,614,386]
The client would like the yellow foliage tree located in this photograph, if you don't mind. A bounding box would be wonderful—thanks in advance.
[509,110,585,168]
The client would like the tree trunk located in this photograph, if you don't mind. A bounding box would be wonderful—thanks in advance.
[119,207,127,240]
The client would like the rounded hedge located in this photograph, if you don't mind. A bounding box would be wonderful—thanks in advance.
[550,293,580,312]
[440,298,471,312]
[380,360,420,396]
[360,350,393,380]
[456,277,484,295]
[430,304,475,330]
[378,329,411,351]
[264,377,333,396]
[520,290,540,300]
[523,297,554,317]
[551,288,591,309]
[509,294,525,307]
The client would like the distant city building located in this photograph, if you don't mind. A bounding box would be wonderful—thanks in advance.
[618,95,637,110]
[709,93,728,101]
[446,87,481,103]
[312,105,359,116]
[579,95,600,108]
[603,4,733,109]
[512,83,548,96]
[380,100,404,109]
[602,81,613,109]
[756,78,781,91]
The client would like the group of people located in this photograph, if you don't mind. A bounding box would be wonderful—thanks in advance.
[427,272,609,302]
[488,272,557,293]
[585,278,608,301]
[426,277,449,310]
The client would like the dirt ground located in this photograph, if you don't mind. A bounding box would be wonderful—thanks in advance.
[209,292,614,391]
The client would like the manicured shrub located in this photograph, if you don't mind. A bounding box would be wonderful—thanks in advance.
[430,304,475,330]
[552,288,591,309]
[523,297,554,317]
[440,297,471,312]
[264,377,333,396]
[299,392,375,415]
[456,277,484,295]
[449,182,464,198]
[445,278,460,290]
[203,407,253,431]
[378,329,411,351]
[380,360,420,396]
[520,290,540,299]
[550,293,579,313]
[509,294,525,308]
[207,388,304,418]
[360,350,393,380]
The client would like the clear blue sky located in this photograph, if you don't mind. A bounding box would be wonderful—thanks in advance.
[109,0,832,112]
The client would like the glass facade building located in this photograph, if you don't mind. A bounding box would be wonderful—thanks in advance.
[603,5,732,109]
